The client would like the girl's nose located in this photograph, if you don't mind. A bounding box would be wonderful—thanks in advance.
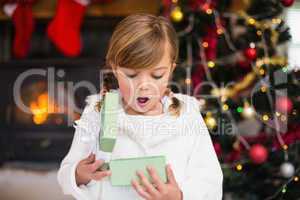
[137,75,151,90]
[138,82,150,91]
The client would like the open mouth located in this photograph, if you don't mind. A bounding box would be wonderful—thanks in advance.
[137,97,150,107]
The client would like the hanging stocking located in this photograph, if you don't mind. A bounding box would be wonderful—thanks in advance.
[47,0,90,57]
[3,1,35,59]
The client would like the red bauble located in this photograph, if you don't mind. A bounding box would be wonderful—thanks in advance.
[281,0,295,7]
[213,142,222,157]
[226,149,241,163]
[276,96,293,114]
[244,47,257,60]
[249,144,268,164]
[200,2,211,12]
[238,59,251,70]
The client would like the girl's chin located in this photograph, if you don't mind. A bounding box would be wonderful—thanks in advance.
[134,105,149,113]
[123,103,149,115]
[133,103,163,116]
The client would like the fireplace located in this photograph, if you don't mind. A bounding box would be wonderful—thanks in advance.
[0,63,102,162]
[0,16,122,163]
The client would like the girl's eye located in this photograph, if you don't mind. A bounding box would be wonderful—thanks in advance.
[152,75,164,79]
[126,74,137,78]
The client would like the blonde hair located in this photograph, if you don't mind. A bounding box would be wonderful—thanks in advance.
[96,13,181,116]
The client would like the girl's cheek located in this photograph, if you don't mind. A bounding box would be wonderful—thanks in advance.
[117,75,134,94]
[119,85,130,100]
[119,83,136,106]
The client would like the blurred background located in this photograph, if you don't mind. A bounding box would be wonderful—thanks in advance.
[0,0,299,199]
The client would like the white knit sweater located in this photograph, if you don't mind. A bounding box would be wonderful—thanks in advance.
[57,91,223,200]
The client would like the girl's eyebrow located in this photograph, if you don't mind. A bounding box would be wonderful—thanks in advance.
[121,66,168,73]
[153,66,168,71]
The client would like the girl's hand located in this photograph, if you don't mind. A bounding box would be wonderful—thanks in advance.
[100,87,108,96]
[75,153,111,186]
[131,164,183,200]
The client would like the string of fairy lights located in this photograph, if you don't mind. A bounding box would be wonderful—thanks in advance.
[164,0,300,198]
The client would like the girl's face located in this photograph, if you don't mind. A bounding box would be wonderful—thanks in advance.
[113,45,176,116]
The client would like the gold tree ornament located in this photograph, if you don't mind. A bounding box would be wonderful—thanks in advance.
[210,56,288,100]
[205,112,217,130]
[171,6,184,22]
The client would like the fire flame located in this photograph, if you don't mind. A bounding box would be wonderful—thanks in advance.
[29,92,58,125]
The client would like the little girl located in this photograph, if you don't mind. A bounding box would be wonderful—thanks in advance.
[57,13,223,200]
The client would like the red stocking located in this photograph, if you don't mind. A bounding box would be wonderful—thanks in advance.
[3,1,35,59]
[47,0,89,57]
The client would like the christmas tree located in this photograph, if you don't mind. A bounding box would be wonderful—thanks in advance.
[162,0,300,199]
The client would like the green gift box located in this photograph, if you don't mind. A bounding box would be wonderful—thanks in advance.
[98,92,167,186]
[99,91,119,152]
[109,156,167,186]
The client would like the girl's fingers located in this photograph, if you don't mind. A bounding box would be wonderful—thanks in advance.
[87,160,104,172]
[146,166,165,191]
[131,179,151,200]
[91,170,111,181]
[100,88,108,96]
[166,164,177,185]
[84,153,95,164]
[136,170,159,196]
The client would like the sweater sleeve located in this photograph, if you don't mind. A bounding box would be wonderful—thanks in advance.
[57,94,102,200]
[180,97,223,200]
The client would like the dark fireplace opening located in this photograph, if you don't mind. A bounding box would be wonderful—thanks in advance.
[0,64,102,163]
